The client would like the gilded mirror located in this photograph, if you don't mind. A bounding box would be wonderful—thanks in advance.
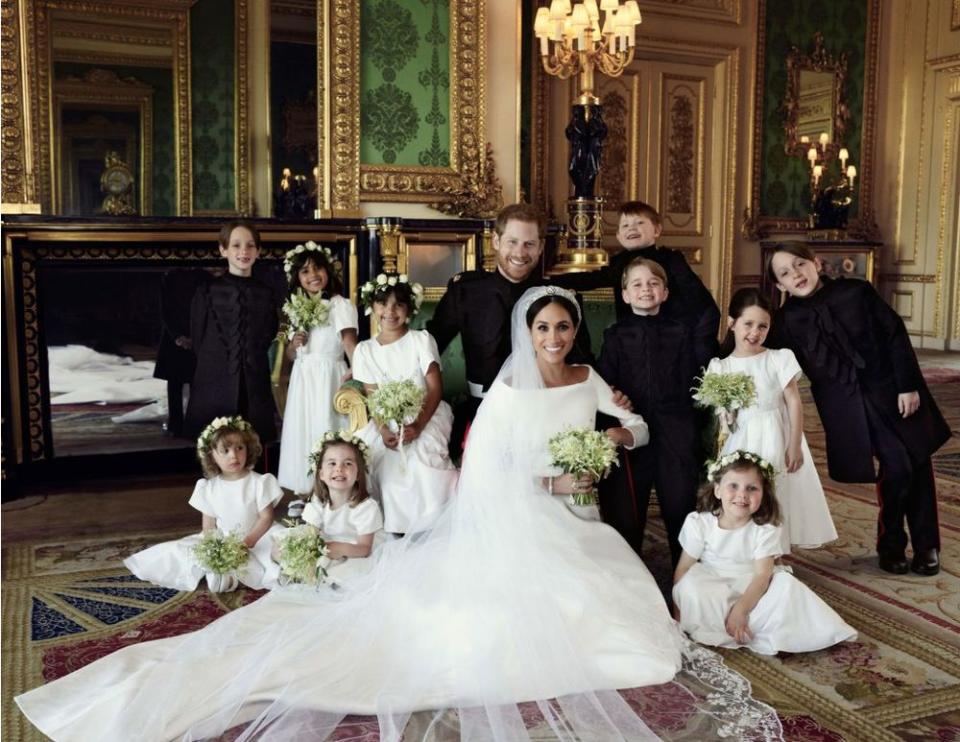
[782,32,850,159]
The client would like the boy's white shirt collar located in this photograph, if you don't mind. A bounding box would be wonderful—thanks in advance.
[630,307,661,316]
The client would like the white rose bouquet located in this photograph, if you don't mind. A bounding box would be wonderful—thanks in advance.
[547,427,620,506]
[276,524,332,586]
[192,528,249,576]
[691,370,758,450]
[281,290,331,342]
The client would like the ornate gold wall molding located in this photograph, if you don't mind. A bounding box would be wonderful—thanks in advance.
[31,1,192,215]
[338,0,486,205]
[744,0,882,240]
[235,0,249,215]
[640,0,741,26]
[52,69,153,214]
[1,0,33,205]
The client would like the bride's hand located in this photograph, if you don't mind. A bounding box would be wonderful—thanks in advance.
[550,473,595,496]
[604,427,632,447]
[379,424,399,450]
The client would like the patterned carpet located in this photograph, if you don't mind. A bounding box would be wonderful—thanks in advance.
[3,382,959,741]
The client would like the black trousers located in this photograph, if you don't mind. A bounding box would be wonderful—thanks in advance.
[867,399,941,554]
[450,396,483,460]
[599,443,699,567]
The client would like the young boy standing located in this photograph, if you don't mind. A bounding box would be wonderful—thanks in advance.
[557,200,720,371]
[596,258,706,565]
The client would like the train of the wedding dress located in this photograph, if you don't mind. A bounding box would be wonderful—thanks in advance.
[17,289,782,742]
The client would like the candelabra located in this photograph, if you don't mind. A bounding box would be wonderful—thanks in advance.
[534,0,642,273]
[804,132,857,232]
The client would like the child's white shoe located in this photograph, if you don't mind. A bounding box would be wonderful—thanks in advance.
[206,573,238,593]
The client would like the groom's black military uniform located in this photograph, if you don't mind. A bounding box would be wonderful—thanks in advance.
[427,268,593,456]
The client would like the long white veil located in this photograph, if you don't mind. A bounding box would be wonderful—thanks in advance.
[17,287,782,742]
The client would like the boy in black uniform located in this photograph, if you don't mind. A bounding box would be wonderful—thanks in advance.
[596,257,705,565]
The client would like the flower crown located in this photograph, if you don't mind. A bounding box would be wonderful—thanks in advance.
[705,450,776,484]
[197,416,252,454]
[283,241,343,281]
[307,430,372,474]
[359,273,425,317]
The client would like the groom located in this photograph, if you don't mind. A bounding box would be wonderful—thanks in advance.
[427,203,593,455]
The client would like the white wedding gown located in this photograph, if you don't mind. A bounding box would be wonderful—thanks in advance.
[17,361,782,740]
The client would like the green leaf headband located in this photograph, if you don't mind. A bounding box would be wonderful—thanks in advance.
[284,241,343,281]
[705,449,776,484]
[359,273,425,318]
[197,415,252,454]
[308,430,372,474]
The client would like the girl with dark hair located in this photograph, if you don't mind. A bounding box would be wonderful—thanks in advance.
[769,243,950,575]
[705,287,837,553]
[673,451,856,655]
[352,273,458,534]
[277,242,359,496]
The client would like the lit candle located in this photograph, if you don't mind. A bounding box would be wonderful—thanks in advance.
[846,165,856,186]
[838,147,849,169]
[819,132,829,146]
[807,146,818,164]
[813,165,823,184]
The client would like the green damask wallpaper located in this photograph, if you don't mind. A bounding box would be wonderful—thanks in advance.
[359,0,451,167]
[55,62,175,216]
[759,0,867,218]
[190,0,236,212]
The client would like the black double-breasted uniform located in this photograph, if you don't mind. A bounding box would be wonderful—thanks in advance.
[426,269,593,455]
[555,244,721,357]
[773,277,950,553]
[597,312,706,564]
[183,273,279,442]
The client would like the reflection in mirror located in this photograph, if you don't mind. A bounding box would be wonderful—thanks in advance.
[41,263,287,457]
[782,32,849,159]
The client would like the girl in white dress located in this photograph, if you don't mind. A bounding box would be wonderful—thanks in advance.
[294,430,385,582]
[278,242,359,496]
[16,288,783,742]
[353,273,458,533]
[124,416,284,592]
[673,450,856,655]
[706,288,837,551]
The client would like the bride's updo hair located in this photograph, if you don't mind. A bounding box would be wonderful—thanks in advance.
[524,293,581,329]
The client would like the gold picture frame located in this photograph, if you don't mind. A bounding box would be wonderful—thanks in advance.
[52,69,154,215]
[322,0,486,208]
[743,0,881,239]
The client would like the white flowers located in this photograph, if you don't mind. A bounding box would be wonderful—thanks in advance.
[307,430,372,474]
[196,415,251,454]
[360,273,425,317]
[276,524,331,586]
[282,291,331,339]
[283,240,342,281]
[547,427,620,506]
[366,380,425,430]
[192,529,249,575]
[706,450,776,484]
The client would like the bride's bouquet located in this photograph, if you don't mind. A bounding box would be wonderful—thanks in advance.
[192,529,249,576]
[547,427,619,506]
[275,524,332,586]
[691,370,757,449]
[367,379,425,461]
[281,290,331,341]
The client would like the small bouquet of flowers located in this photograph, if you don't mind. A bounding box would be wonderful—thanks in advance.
[547,427,620,506]
[691,371,757,448]
[275,524,332,586]
[366,379,425,461]
[192,528,249,577]
[281,290,331,342]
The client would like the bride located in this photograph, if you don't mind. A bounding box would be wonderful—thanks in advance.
[17,286,780,741]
